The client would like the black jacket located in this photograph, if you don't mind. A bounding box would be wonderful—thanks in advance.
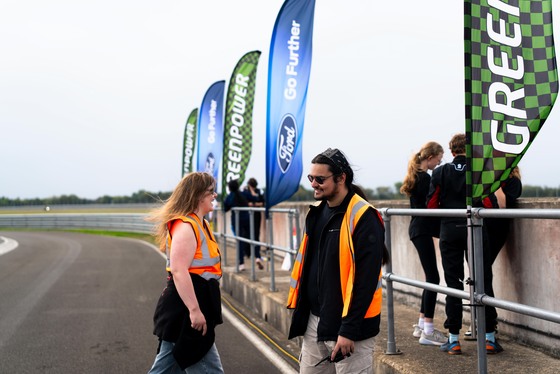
[408,171,440,239]
[288,192,385,341]
[501,176,522,208]
[152,273,222,370]
[427,155,496,215]
[224,191,249,227]
[427,155,468,212]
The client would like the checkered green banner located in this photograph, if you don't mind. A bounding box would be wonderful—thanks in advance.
[465,0,558,204]
[221,50,261,198]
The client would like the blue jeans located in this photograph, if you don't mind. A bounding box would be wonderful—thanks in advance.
[148,340,224,374]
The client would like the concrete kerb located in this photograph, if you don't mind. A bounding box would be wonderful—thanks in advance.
[220,262,294,339]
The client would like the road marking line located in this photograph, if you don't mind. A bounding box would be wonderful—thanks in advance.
[222,307,297,374]
[0,236,18,256]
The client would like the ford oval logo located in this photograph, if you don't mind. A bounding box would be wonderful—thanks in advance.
[276,114,297,173]
[205,153,216,175]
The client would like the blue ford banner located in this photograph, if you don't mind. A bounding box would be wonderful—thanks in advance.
[197,80,225,184]
[265,0,316,211]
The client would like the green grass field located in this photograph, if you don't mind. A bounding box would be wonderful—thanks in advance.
[0,227,157,245]
[68,229,157,245]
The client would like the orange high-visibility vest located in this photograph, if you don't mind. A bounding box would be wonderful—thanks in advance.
[287,194,383,318]
[166,214,222,281]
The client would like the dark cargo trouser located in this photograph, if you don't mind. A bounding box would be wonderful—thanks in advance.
[439,219,497,335]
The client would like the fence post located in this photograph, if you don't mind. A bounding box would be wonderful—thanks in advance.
[466,206,478,342]
[471,210,488,374]
[293,209,301,268]
[234,210,240,273]
[222,209,227,265]
[381,209,401,355]
[249,210,256,282]
[267,213,277,292]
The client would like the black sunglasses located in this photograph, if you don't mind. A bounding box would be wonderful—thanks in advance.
[307,174,333,184]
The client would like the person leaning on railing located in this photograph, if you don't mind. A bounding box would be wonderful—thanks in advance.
[400,141,447,347]
[427,133,503,355]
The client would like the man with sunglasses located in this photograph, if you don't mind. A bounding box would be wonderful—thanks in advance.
[287,148,388,374]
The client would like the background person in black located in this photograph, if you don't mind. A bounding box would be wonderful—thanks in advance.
[242,177,265,269]
[224,179,250,271]
[464,167,522,339]
[426,133,503,355]
[400,141,446,346]
[485,166,523,265]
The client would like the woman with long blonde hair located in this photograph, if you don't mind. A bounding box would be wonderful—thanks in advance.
[400,141,446,346]
[147,172,224,373]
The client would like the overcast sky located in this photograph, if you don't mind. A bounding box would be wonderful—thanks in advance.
[2,0,560,200]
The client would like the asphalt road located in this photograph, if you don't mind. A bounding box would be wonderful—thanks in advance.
[0,231,296,373]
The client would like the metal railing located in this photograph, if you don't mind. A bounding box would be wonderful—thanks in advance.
[6,208,558,372]
[217,206,301,291]
[0,213,152,233]
[380,207,560,374]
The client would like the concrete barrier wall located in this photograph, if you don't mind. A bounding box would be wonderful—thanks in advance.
[217,198,560,353]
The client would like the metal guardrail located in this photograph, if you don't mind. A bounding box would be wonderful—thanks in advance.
[0,203,157,212]
[0,213,153,234]
[3,207,558,373]
[218,206,300,291]
[379,207,560,374]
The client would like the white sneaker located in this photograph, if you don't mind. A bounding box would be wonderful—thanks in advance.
[238,264,245,271]
[419,329,448,346]
[412,324,423,338]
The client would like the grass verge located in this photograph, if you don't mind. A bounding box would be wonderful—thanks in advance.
[65,229,156,245]
[0,228,157,246]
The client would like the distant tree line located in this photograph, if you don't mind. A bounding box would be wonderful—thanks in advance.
[288,183,408,202]
[1,184,559,207]
[0,190,171,207]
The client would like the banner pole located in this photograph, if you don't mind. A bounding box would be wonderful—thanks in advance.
[466,205,477,341]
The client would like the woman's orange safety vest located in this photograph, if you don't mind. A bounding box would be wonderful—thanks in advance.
[287,194,383,318]
[165,214,222,281]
